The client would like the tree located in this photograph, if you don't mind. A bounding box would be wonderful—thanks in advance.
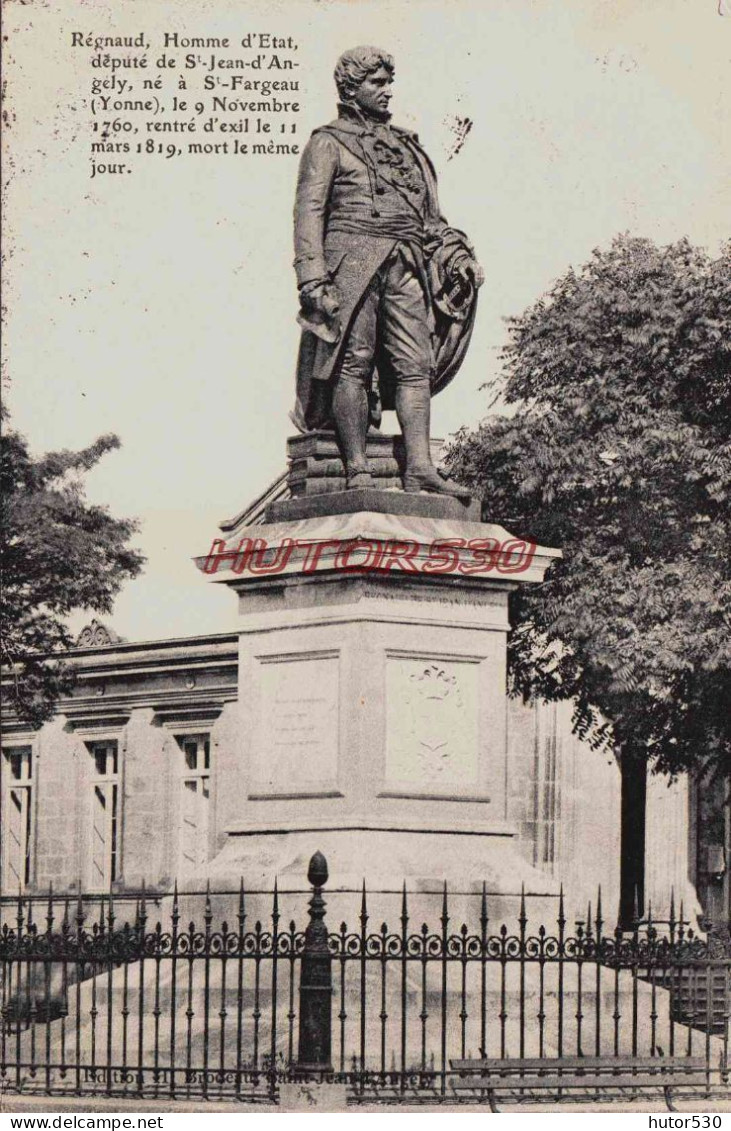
[445,235,730,914]
[1,419,145,726]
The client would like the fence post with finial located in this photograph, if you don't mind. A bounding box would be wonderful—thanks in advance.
[557,884,565,1060]
[296,851,332,1074]
[480,883,488,1059]
[440,882,449,1096]
[519,884,527,1059]
[358,880,368,1092]
[235,879,245,1097]
[137,880,147,1095]
[595,885,603,1057]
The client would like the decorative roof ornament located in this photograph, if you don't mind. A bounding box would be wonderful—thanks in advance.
[75,619,123,648]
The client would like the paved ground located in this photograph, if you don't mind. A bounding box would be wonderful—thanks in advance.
[2,1091,731,1114]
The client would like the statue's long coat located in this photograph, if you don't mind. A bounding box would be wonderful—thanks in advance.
[292,112,478,432]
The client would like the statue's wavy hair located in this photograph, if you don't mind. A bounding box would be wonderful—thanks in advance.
[334,47,394,102]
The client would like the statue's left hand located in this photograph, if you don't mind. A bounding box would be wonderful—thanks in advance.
[453,258,485,290]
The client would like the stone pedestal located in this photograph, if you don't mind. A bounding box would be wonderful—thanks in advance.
[285,429,444,496]
[196,471,562,926]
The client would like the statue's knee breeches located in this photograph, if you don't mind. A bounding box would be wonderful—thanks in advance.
[337,249,434,389]
[337,346,375,388]
[394,370,431,389]
[379,246,434,382]
[337,280,379,387]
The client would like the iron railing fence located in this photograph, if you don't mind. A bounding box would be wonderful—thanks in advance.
[1,852,730,1105]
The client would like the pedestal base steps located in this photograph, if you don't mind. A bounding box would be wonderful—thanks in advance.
[286,430,447,497]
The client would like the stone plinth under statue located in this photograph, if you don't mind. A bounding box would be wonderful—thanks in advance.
[194,435,562,925]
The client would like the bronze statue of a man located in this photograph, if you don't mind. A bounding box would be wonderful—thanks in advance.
[292,46,483,496]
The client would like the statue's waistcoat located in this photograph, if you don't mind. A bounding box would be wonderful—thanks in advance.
[315,116,431,242]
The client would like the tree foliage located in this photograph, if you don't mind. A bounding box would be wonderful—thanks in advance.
[445,235,731,778]
[1,419,145,726]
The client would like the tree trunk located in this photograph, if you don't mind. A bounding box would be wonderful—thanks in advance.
[619,750,647,929]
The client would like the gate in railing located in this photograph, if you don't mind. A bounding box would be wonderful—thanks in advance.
[1,851,730,1104]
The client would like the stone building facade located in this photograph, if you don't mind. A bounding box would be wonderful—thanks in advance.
[1,619,711,930]
[1,628,238,900]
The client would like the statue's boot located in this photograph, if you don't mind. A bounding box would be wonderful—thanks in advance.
[396,384,472,499]
[332,377,374,489]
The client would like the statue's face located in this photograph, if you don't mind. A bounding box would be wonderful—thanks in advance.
[353,64,393,117]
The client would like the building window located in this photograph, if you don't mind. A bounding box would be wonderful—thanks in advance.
[1,746,34,893]
[177,734,211,878]
[532,706,561,871]
[87,741,120,891]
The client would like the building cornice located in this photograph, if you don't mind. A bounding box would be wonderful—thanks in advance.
[1,631,240,735]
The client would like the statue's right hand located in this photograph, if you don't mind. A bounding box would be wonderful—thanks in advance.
[319,285,341,318]
[300,281,340,318]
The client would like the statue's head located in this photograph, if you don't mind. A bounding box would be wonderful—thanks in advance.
[334,46,394,119]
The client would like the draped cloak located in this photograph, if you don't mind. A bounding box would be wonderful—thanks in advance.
[292,109,479,432]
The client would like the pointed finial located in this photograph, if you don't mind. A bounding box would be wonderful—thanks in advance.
[307,851,328,888]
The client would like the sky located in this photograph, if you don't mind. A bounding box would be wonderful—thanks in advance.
[4,0,730,642]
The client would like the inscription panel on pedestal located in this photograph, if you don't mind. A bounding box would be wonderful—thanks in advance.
[252,652,339,796]
[385,655,480,791]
